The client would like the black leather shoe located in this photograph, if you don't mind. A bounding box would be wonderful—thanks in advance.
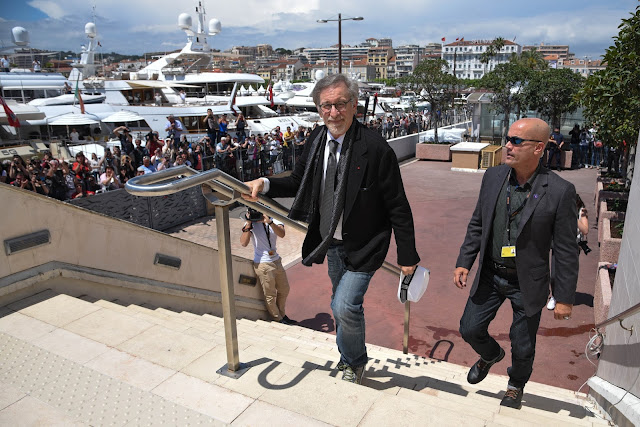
[500,387,523,409]
[467,347,505,384]
[280,315,297,325]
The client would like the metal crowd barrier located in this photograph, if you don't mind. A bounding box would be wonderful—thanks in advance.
[125,166,408,377]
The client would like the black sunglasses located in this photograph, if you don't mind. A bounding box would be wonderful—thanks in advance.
[505,136,543,145]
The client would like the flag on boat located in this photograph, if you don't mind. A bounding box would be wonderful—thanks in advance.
[268,83,274,107]
[231,90,238,116]
[74,75,85,114]
[0,95,20,127]
[372,93,378,117]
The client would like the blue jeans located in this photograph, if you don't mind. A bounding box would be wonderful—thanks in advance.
[579,145,589,166]
[459,268,542,389]
[547,146,561,169]
[327,244,375,368]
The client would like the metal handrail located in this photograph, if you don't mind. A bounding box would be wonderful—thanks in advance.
[595,301,640,332]
[125,165,402,276]
[126,166,410,375]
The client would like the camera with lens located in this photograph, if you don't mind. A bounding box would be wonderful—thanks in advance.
[577,233,592,255]
[246,208,264,222]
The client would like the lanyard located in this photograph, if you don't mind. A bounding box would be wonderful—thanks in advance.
[506,172,530,245]
[262,223,272,249]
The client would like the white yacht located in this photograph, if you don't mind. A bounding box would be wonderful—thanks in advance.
[17,2,298,140]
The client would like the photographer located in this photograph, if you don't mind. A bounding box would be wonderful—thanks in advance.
[240,208,295,325]
[113,126,134,155]
[99,165,121,191]
[547,194,590,310]
[165,114,184,151]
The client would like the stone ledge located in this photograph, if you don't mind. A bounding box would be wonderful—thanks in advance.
[588,376,639,427]
[594,262,613,326]
[0,261,268,319]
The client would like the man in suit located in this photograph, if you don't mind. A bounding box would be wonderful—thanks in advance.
[244,74,420,384]
[453,118,578,409]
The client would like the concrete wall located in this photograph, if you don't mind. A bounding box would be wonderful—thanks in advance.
[595,147,640,399]
[0,183,267,317]
[388,133,418,162]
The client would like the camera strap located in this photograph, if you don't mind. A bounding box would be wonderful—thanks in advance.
[262,223,272,249]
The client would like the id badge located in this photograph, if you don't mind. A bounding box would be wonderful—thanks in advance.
[501,246,516,258]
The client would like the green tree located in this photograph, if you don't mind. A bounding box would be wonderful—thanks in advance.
[479,61,532,140]
[275,48,292,56]
[579,5,640,175]
[400,59,457,143]
[523,68,584,129]
[516,48,548,71]
[480,37,506,75]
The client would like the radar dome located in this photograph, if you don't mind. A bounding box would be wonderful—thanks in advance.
[315,70,325,81]
[85,22,97,38]
[11,27,30,46]
[178,13,192,30]
[208,19,221,35]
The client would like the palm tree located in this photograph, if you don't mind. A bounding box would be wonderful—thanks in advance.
[480,37,506,76]
[516,48,548,71]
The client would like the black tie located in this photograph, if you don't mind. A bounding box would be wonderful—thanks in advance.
[320,139,338,239]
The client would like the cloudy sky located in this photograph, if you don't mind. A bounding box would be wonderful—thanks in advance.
[0,0,637,59]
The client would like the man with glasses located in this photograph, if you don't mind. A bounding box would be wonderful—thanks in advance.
[453,118,578,409]
[243,74,420,385]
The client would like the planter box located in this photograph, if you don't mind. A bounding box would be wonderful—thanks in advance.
[594,262,613,326]
[599,217,623,263]
[595,181,629,221]
[597,200,626,244]
[416,143,453,161]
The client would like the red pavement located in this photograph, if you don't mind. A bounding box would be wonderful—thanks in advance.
[283,161,601,392]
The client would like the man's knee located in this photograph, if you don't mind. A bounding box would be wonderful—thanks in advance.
[331,298,362,324]
[459,317,486,342]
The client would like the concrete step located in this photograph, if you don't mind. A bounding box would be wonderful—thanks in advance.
[3,291,607,426]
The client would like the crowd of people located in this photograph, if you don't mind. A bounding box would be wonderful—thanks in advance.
[545,123,621,173]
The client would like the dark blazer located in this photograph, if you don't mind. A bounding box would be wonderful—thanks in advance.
[456,164,579,316]
[268,120,420,272]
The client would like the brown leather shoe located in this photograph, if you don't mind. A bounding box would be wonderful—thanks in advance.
[500,387,523,409]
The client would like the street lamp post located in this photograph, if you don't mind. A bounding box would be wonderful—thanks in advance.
[317,14,364,74]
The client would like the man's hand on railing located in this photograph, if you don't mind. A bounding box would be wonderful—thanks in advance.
[241,178,265,202]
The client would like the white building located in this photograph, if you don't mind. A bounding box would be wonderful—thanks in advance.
[441,39,521,79]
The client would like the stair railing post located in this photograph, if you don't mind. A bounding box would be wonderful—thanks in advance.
[403,301,410,354]
[214,204,243,374]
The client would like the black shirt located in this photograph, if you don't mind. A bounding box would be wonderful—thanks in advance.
[490,166,540,268]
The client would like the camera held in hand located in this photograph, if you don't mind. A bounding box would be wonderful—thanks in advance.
[577,233,592,255]
[246,208,264,222]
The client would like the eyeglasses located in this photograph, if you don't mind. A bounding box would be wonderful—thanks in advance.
[505,136,543,145]
[318,98,352,113]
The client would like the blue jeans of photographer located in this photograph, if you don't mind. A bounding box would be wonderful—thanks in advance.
[459,268,542,389]
[327,243,374,368]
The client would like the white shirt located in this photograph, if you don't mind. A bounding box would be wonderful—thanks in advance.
[249,219,283,263]
[261,131,344,240]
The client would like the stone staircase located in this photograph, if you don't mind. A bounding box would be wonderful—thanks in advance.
[0,290,610,426]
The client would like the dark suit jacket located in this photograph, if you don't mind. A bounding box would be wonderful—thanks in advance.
[268,120,420,272]
[456,164,578,316]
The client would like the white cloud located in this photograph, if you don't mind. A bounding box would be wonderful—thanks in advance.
[27,1,66,20]
[0,0,635,57]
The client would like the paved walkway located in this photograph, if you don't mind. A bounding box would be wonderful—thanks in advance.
[171,161,601,392]
[282,161,601,392]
